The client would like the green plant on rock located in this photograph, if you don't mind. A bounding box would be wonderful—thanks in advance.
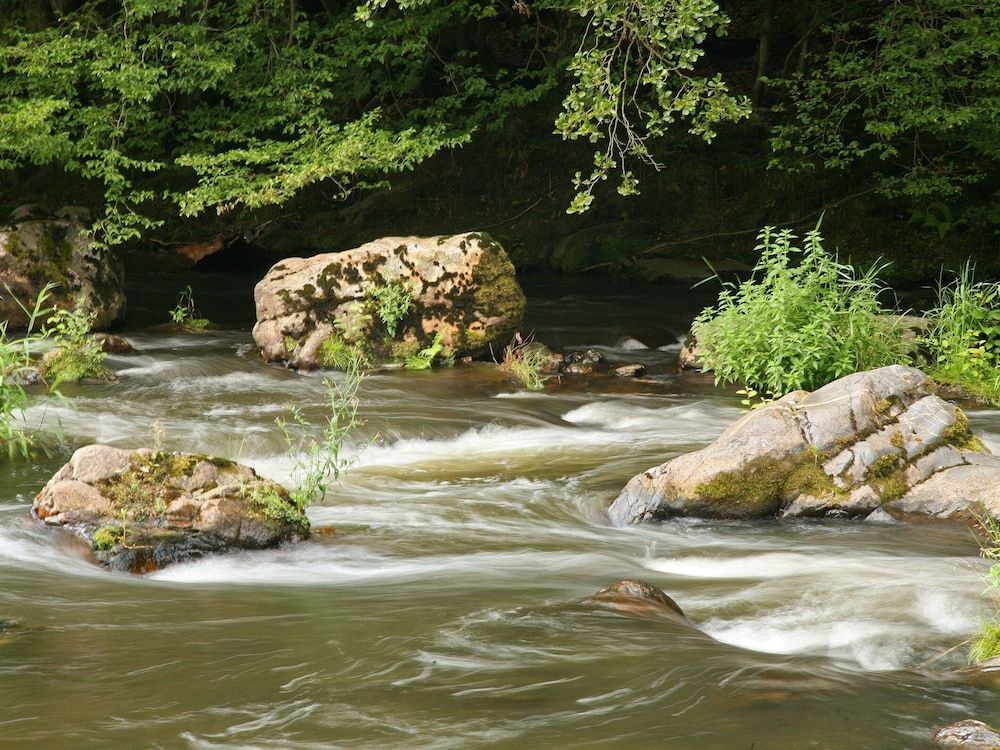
[498,334,548,391]
[0,283,57,460]
[923,265,1000,406]
[277,363,363,512]
[404,331,447,370]
[40,301,110,385]
[333,302,372,343]
[367,278,415,339]
[169,286,211,331]
[694,224,910,400]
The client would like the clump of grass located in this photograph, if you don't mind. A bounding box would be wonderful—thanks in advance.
[318,336,370,371]
[277,362,363,512]
[367,278,414,339]
[405,331,446,370]
[971,512,1000,663]
[694,224,909,399]
[498,334,548,391]
[169,286,211,331]
[923,264,1000,405]
[40,301,110,385]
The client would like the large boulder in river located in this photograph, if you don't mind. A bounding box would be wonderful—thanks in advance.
[252,232,526,369]
[609,365,1000,524]
[0,210,125,329]
[32,445,307,573]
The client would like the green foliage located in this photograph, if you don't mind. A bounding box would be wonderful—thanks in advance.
[0,283,56,460]
[169,286,210,331]
[404,331,446,370]
[239,480,308,529]
[770,1,1000,217]
[554,0,750,212]
[367,278,415,339]
[694,225,909,397]
[93,525,124,551]
[318,336,371,371]
[277,364,363,512]
[972,513,1000,663]
[40,301,109,384]
[334,302,372,343]
[498,336,548,391]
[923,266,1000,405]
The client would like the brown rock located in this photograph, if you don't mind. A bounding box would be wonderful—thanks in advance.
[586,578,687,622]
[252,232,525,369]
[32,445,308,573]
[615,364,646,378]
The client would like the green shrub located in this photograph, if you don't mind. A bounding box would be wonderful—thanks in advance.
[367,279,415,339]
[694,225,909,398]
[40,302,110,385]
[169,286,211,331]
[277,363,363,512]
[923,265,1000,404]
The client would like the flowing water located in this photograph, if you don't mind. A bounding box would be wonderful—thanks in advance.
[1,274,998,749]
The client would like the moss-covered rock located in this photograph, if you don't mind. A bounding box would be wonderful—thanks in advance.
[31,445,307,573]
[0,209,125,329]
[252,232,526,370]
[609,365,1000,525]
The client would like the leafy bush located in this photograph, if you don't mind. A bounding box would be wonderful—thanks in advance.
[169,286,211,331]
[40,302,109,385]
[694,225,909,398]
[923,265,1000,404]
[367,279,414,339]
[277,363,363,512]
[0,284,56,460]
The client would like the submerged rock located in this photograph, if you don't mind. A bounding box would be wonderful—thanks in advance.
[614,364,646,378]
[32,445,308,573]
[0,210,125,329]
[93,333,134,354]
[935,720,1000,749]
[585,578,687,622]
[609,365,1000,524]
[252,232,525,369]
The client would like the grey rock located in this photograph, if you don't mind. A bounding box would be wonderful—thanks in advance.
[610,365,1000,525]
[0,212,125,329]
[935,720,1000,749]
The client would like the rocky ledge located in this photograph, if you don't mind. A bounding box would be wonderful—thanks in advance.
[32,445,308,573]
[610,365,1000,524]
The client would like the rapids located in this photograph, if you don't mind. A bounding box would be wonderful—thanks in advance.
[0,274,997,749]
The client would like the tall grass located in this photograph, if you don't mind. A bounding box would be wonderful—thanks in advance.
[695,225,909,398]
[277,362,363,512]
[0,284,56,459]
[923,265,1000,404]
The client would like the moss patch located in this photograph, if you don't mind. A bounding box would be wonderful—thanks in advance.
[944,408,990,453]
[694,455,798,518]
[97,452,211,520]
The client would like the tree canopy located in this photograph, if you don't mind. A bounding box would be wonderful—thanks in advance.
[0,0,998,250]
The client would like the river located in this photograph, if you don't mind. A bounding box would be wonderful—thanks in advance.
[0,272,997,749]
